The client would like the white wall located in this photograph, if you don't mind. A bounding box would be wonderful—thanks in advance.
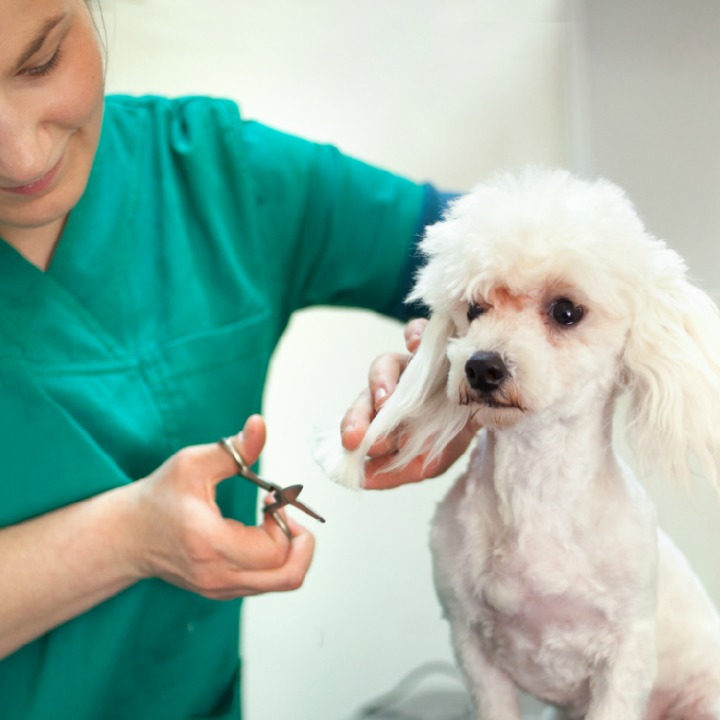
[569,0,720,634]
[570,0,720,295]
[101,1,720,718]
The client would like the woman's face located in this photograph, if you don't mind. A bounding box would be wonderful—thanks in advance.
[0,0,104,239]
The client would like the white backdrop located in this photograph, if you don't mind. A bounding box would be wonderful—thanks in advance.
[570,0,720,658]
[100,1,720,718]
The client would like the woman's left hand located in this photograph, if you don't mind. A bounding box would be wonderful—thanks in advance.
[340,319,477,489]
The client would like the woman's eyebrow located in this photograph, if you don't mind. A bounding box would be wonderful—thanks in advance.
[15,13,66,70]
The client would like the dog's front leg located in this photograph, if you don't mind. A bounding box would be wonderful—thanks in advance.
[450,623,521,720]
[585,620,656,720]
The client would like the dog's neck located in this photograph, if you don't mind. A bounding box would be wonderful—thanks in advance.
[479,391,620,526]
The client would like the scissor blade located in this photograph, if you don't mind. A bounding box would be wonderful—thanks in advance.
[278,485,303,502]
[266,485,326,523]
[282,486,326,523]
[288,498,326,523]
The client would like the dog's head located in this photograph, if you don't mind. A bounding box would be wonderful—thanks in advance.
[416,168,652,431]
[322,168,720,490]
[407,168,720,486]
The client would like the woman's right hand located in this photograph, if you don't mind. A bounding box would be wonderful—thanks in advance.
[129,415,315,600]
[0,414,311,661]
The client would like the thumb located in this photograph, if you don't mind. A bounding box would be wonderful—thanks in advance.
[232,414,267,467]
[199,414,268,489]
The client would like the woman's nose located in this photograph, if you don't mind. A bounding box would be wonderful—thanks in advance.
[0,106,50,185]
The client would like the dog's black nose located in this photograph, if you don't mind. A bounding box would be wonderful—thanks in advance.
[465,352,508,392]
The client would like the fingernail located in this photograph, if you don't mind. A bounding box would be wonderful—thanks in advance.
[374,388,388,406]
[341,423,356,437]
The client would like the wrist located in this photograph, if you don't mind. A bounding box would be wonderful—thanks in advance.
[91,482,151,585]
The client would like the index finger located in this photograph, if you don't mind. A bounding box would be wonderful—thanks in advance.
[404,318,428,354]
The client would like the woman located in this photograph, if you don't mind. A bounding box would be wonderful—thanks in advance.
[0,1,471,718]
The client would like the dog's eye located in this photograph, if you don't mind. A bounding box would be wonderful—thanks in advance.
[467,303,488,322]
[551,298,584,326]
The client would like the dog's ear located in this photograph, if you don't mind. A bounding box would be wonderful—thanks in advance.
[316,311,470,489]
[370,311,471,472]
[623,266,720,490]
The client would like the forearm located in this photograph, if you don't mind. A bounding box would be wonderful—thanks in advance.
[0,483,142,659]
[0,424,315,660]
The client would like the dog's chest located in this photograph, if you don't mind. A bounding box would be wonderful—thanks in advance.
[433,495,615,707]
[483,538,605,633]
[475,536,611,704]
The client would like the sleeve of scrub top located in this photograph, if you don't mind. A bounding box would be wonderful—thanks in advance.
[240,119,453,322]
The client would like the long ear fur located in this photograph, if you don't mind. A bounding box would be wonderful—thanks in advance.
[623,266,720,489]
[316,312,472,489]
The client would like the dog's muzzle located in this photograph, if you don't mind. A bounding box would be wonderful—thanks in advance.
[465,351,508,394]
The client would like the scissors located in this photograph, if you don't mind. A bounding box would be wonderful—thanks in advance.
[219,437,326,539]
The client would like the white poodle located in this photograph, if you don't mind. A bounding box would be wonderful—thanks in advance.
[319,168,720,719]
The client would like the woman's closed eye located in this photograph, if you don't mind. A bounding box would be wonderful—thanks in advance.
[18,46,64,79]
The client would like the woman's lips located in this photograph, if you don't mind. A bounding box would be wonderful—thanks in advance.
[1,158,62,197]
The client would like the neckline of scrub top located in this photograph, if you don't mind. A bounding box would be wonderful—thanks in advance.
[0,236,129,363]
[0,98,145,362]
[0,197,138,362]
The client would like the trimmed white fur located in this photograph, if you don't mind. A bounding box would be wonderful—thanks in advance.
[317,168,720,719]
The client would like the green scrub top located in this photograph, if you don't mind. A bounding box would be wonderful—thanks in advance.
[0,96,437,719]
